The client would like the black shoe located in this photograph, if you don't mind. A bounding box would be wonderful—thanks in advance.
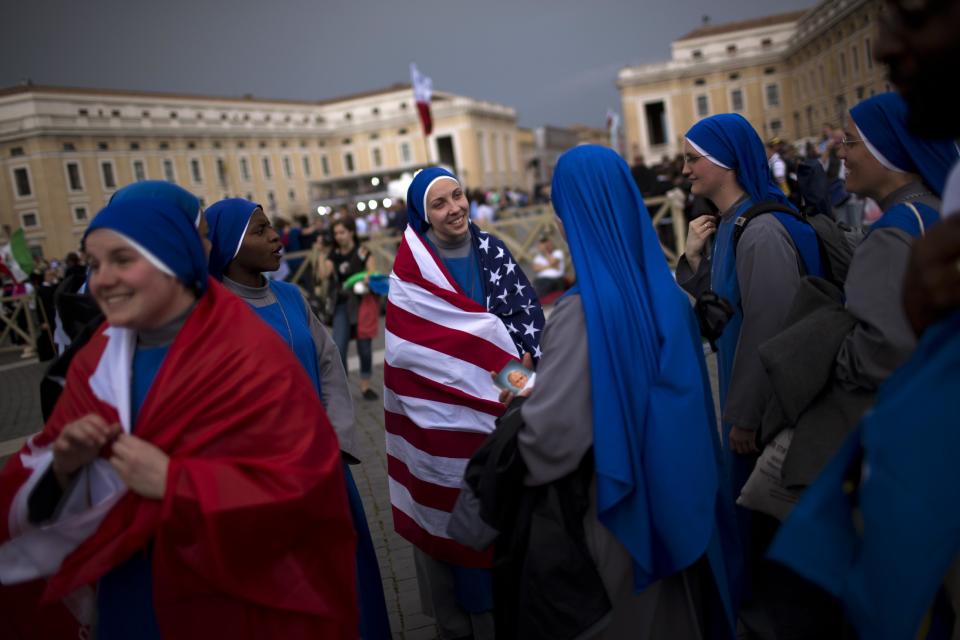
[362,388,379,400]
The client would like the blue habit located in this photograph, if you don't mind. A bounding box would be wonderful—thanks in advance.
[252,278,391,640]
[769,311,960,640]
[97,344,169,640]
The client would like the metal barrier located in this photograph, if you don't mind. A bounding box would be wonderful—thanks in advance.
[282,194,688,290]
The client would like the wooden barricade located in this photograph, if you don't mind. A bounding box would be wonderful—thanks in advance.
[0,293,37,354]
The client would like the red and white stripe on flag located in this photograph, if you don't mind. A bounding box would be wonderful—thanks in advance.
[410,63,433,137]
[384,226,516,567]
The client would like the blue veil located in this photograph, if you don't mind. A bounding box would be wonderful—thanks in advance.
[850,92,960,197]
[405,167,460,234]
[205,199,262,280]
[551,145,724,593]
[686,113,791,206]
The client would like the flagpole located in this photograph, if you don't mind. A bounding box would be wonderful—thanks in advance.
[421,133,432,165]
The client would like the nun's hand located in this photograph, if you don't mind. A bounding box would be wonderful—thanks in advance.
[109,434,169,500]
[684,215,718,269]
[52,414,122,488]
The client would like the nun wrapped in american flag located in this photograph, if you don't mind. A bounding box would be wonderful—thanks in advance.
[383,166,544,629]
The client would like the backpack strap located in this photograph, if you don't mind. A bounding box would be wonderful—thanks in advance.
[732,201,824,280]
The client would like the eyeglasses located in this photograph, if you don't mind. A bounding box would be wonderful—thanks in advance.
[683,154,709,165]
[840,135,863,148]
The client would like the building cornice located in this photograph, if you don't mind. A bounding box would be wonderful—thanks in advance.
[618,49,786,88]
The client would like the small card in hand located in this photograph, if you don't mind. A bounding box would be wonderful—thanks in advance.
[494,360,534,396]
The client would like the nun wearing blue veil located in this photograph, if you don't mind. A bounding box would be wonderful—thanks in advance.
[204,198,391,639]
[759,91,958,491]
[510,145,738,638]
[758,93,960,639]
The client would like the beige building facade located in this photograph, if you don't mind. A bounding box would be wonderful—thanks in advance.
[0,83,522,259]
[618,0,888,161]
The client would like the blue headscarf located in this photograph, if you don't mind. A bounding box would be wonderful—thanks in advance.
[686,113,791,206]
[850,92,960,197]
[551,146,724,593]
[205,198,262,280]
[405,167,460,233]
[108,180,203,228]
[84,198,208,294]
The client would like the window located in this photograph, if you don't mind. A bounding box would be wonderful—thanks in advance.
[839,52,847,77]
[344,152,355,173]
[694,78,706,86]
[857,86,865,100]
[731,89,744,112]
[190,158,203,183]
[726,44,737,55]
[372,147,383,168]
[770,119,782,134]
[237,141,246,149]
[163,159,175,182]
[62,142,76,152]
[101,161,117,189]
[865,38,873,69]
[695,94,709,118]
[259,141,267,149]
[239,157,251,181]
[764,67,776,75]
[20,211,39,229]
[159,142,169,150]
[478,132,490,172]
[644,101,668,146]
[97,142,109,151]
[13,167,32,197]
[399,142,412,165]
[761,38,773,48]
[132,159,146,182]
[262,157,272,179]
[302,156,311,177]
[282,156,292,178]
[851,46,860,74]
[267,191,276,210]
[692,50,703,59]
[65,161,84,191]
[729,72,740,80]
[321,155,330,176]
[78,108,89,116]
[216,158,227,186]
[187,141,196,150]
[10,147,23,157]
[72,206,88,223]
[129,142,140,150]
[142,110,150,117]
[766,83,781,107]
[288,189,296,202]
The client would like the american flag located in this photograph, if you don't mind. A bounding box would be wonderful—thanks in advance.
[384,224,544,566]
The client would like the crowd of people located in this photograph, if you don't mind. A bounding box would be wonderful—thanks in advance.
[0,3,958,639]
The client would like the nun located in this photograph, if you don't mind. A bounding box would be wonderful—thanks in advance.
[762,91,958,490]
[674,113,823,631]
[490,145,738,638]
[384,167,544,640]
[204,197,391,639]
[0,196,358,639]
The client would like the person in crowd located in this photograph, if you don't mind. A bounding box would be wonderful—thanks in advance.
[456,145,738,639]
[674,113,824,635]
[0,195,357,639]
[630,154,660,196]
[318,217,378,399]
[205,197,390,639]
[530,235,566,297]
[769,4,960,638]
[767,140,789,196]
[383,167,543,640]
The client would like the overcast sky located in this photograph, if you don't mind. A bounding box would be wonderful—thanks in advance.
[2,0,812,128]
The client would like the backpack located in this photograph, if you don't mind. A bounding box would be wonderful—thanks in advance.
[732,201,861,288]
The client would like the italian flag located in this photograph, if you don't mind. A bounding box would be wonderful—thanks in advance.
[0,229,34,283]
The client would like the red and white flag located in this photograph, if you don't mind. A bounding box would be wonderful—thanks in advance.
[384,226,516,567]
[410,63,433,137]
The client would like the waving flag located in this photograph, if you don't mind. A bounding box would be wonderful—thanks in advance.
[410,63,433,137]
[384,225,543,567]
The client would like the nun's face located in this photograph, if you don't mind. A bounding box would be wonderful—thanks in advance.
[837,126,891,200]
[425,179,469,243]
[681,140,730,200]
[86,229,193,330]
[234,208,282,274]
